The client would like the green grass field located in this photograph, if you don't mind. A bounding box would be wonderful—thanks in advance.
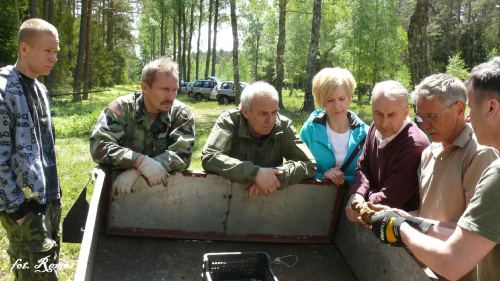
[0,85,377,280]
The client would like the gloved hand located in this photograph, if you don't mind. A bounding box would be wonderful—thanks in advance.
[370,211,403,247]
[137,155,168,187]
[371,211,435,247]
[113,168,139,194]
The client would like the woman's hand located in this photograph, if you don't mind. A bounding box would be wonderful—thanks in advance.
[323,168,345,186]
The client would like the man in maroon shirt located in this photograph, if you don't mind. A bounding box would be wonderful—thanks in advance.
[345,80,430,223]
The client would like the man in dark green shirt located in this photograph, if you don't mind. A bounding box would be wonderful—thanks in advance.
[202,81,316,200]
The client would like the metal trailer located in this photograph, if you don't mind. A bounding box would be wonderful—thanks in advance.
[65,166,437,280]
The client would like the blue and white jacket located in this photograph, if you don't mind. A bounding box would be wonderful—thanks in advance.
[299,109,368,181]
[0,65,58,215]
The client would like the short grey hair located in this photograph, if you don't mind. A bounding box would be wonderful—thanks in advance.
[465,57,500,106]
[411,73,466,105]
[239,81,279,111]
[141,57,179,86]
[371,80,409,106]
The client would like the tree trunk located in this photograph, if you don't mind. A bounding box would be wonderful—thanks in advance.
[467,0,472,67]
[276,0,286,109]
[67,0,74,62]
[72,0,88,102]
[457,0,461,53]
[83,0,93,100]
[43,0,48,20]
[302,0,322,113]
[205,0,213,79]
[196,0,203,80]
[447,0,453,59]
[254,34,259,81]
[160,1,165,56]
[187,3,195,82]
[182,5,187,80]
[408,0,430,88]
[101,0,105,43]
[211,0,219,77]
[106,0,113,52]
[177,3,183,82]
[230,0,240,104]
[29,0,38,18]
[44,0,55,95]
[151,20,156,59]
[12,0,19,22]
[173,18,176,61]
[371,39,378,91]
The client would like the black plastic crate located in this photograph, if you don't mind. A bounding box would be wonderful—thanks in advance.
[202,252,278,281]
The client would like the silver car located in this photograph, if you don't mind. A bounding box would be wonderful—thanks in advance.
[212,81,249,105]
[190,80,217,100]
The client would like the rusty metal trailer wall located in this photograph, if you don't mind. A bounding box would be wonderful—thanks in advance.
[106,171,342,243]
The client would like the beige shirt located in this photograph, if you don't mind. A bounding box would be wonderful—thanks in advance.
[419,125,499,222]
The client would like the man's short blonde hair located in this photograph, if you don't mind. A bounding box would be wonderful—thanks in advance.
[312,67,357,109]
[18,18,58,47]
[141,57,179,87]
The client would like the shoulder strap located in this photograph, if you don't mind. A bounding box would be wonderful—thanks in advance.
[340,135,366,172]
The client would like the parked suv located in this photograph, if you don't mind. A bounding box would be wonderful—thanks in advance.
[190,80,217,100]
[212,81,249,105]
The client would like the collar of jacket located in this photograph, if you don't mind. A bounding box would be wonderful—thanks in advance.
[238,111,284,140]
[133,92,171,125]
[133,92,172,133]
[312,110,361,130]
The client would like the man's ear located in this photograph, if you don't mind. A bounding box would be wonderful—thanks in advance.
[19,42,28,57]
[241,106,249,118]
[404,105,410,116]
[140,81,148,94]
[456,101,466,116]
[486,99,500,119]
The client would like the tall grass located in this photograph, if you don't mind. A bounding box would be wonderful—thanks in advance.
[0,85,378,280]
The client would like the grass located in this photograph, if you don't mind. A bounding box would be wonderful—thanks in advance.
[0,85,379,280]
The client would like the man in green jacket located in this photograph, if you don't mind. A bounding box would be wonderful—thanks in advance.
[202,81,316,200]
[90,58,195,193]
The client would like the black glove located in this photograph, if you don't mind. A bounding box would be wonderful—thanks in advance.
[371,211,403,247]
[395,216,434,235]
[372,212,435,247]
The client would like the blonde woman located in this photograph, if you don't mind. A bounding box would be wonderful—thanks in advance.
[299,68,368,185]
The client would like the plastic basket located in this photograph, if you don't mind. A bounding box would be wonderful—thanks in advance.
[202,252,279,281]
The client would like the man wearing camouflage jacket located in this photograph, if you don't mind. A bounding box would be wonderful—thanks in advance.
[90,58,195,193]
[201,81,316,200]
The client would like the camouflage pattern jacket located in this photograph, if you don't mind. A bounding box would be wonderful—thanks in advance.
[201,108,317,189]
[90,92,195,172]
[0,66,58,213]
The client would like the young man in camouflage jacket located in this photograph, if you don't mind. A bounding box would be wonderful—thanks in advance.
[0,19,62,280]
[90,58,195,193]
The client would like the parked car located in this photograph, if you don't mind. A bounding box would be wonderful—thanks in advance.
[190,80,218,100]
[180,82,194,95]
[178,81,188,94]
[211,81,249,105]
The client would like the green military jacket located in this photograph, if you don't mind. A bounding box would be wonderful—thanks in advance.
[90,92,195,172]
[201,108,316,189]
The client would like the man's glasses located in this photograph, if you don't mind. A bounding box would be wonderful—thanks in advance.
[414,101,458,124]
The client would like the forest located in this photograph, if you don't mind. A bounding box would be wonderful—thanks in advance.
[0,0,499,110]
